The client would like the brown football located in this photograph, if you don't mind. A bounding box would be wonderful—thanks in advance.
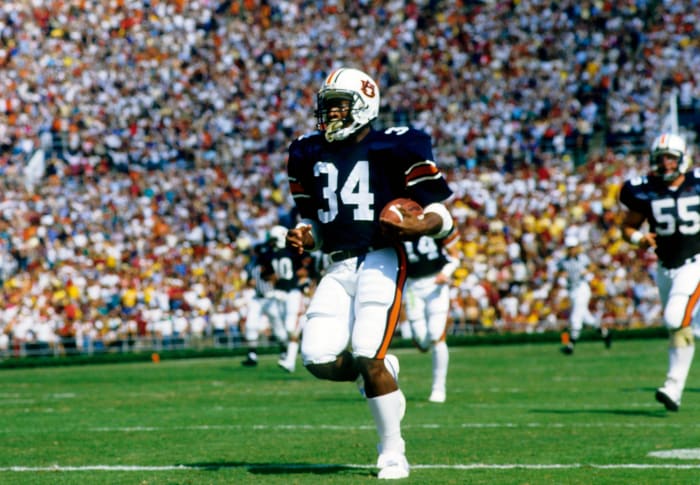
[379,198,423,224]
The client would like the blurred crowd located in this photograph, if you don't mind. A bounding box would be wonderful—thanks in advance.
[0,0,697,354]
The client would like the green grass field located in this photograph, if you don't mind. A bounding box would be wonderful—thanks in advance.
[1,338,699,484]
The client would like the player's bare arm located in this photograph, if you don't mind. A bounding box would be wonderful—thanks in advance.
[381,210,438,238]
[382,204,453,240]
[435,233,460,285]
[622,210,656,249]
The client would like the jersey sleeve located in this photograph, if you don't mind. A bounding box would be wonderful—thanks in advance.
[287,134,319,221]
[618,178,646,213]
[393,128,453,206]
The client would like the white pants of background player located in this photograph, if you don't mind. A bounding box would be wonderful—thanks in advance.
[244,295,279,345]
[273,288,304,371]
[404,275,449,402]
[656,258,700,407]
[568,281,600,341]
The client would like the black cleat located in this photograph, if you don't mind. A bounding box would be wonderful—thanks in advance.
[241,358,258,367]
[655,389,680,412]
[241,352,258,367]
[600,328,612,349]
[560,344,574,355]
[603,332,612,349]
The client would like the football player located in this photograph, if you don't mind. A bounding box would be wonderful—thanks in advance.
[285,67,454,480]
[557,235,611,355]
[240,239,279,367]
[402,230,460,404]
[619,132,700,411]
[266,225,311,373]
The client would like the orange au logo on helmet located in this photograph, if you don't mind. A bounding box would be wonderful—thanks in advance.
[360,80,376,98]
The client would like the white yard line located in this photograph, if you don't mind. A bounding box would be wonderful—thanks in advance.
[2,463,700,472]
[0,421,697,434]
[84,421,694,432]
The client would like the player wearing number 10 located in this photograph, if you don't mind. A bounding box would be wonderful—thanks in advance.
[285,67,454,480]
[619,132,700,412]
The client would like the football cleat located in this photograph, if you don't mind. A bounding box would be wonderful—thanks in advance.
[603,329,612,349]
[428,390,446,403]
[655,387,680,412]
[241,352,258,367]
[277,359,295,373]
[560,344,574,355]
[377,452,410,480]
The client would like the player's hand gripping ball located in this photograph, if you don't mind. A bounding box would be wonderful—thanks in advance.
[379,198,424,224]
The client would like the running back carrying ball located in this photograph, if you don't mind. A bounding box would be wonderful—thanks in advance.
[380,198,423,224]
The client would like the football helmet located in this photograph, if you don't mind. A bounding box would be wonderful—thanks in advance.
[650,133,689,182]
[268,225,287,249]
[316,67,380,142]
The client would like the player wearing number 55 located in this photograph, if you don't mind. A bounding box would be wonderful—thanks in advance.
[619,132,700,413]
[285,67,454,480]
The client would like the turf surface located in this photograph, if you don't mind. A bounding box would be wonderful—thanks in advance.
[1,338,699,484]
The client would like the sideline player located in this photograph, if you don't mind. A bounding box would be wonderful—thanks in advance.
[286,67,454,479]
[619,132,699,411]
[402,230,460,403]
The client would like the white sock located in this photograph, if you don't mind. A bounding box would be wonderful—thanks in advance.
[431,341,448,393]
[284,341,299,364]
[367,390,405,455]
[666,345,695,395]
[399,321,411,339]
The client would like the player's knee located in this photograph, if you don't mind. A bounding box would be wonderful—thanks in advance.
[410,325,428,348]
[427,328,445,343]
[414,341,430,353]
[300,348,337,367]
[669,326,694,348]
[663,295,691,330]
[304,361,337,380]
[355,356,386,382]
[413,335,430,352]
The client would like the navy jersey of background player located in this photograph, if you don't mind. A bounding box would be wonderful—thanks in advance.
[246,242,275,297]
[288,126,453,253]
[263,244,308,292]
[403,236,449,278]
[620,167,700,269]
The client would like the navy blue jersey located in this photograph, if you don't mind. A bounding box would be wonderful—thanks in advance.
[620,168,700,268]
[403,235,450,278]
[264,246,307,292]
[246,243,275,297]
[287,126,453,254]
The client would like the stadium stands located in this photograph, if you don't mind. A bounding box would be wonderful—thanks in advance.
[0,1,697,357]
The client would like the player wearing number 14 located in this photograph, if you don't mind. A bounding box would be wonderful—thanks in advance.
[619,132,700,412]
[286,67,454,480]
